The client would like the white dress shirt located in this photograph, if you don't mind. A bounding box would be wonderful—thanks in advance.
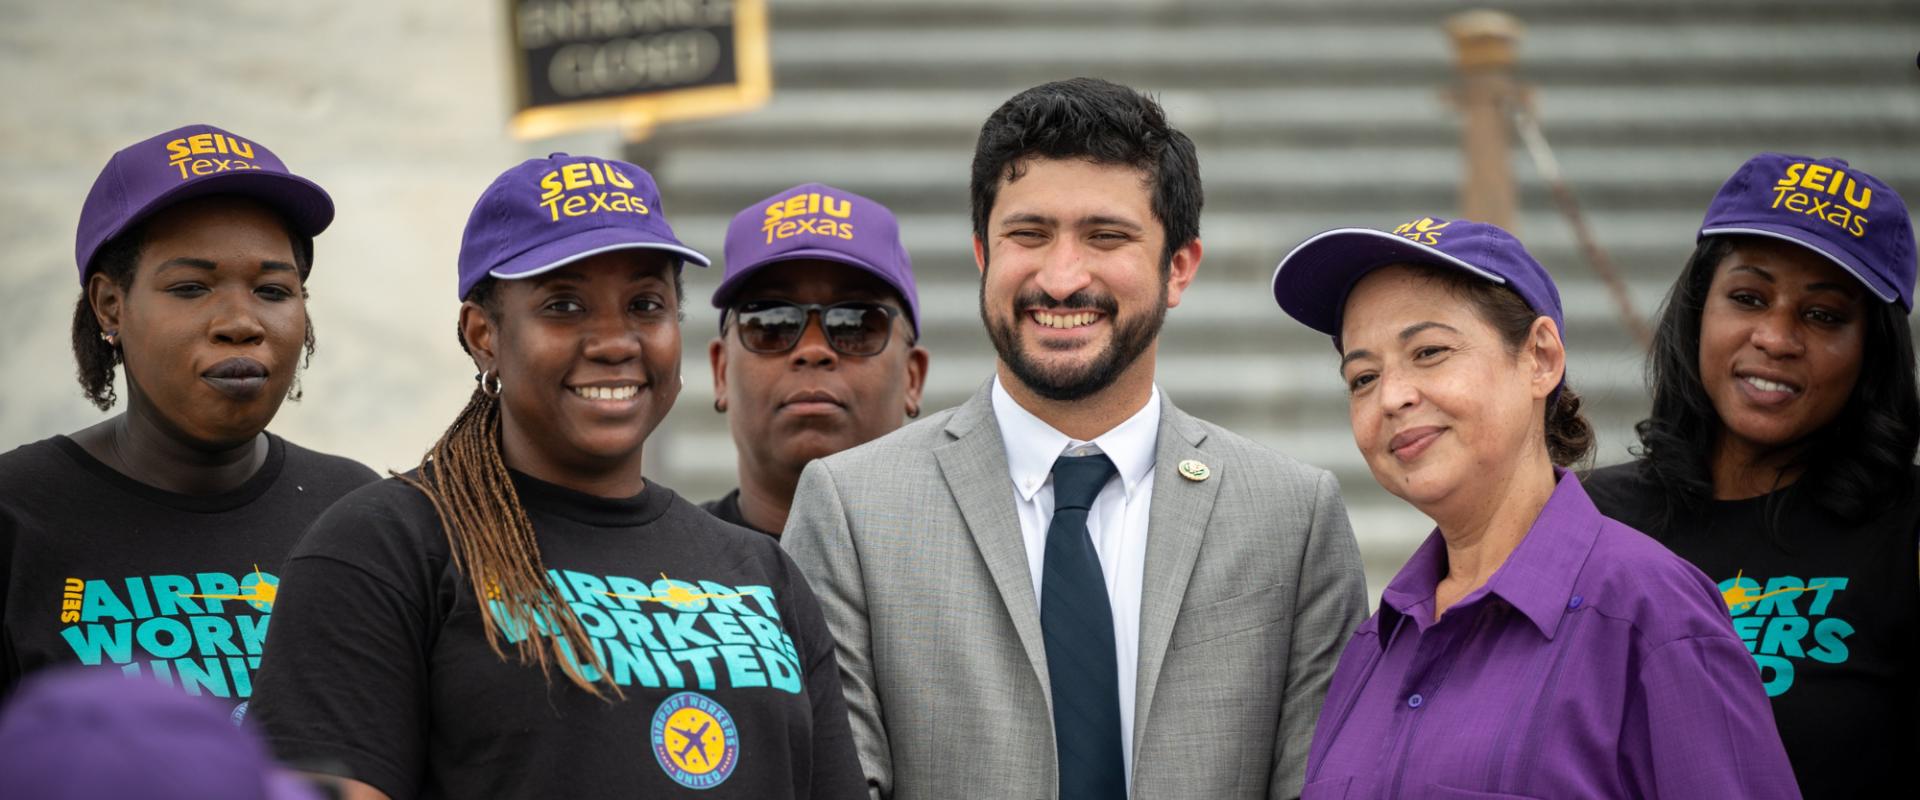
[989,376,1159,789]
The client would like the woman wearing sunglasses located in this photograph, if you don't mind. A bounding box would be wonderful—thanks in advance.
[1271,218,1796,798]
[251,156,864,799]
[705,183,929,537]
[1584,154,1919,798]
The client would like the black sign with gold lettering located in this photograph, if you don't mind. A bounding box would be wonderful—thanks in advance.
[507,0,770,140]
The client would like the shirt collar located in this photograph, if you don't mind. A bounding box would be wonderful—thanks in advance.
[990,375,1161,502]
[1372,468,1603,644]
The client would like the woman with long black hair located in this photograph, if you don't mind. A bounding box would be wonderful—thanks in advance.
[1585,153,1919,798]
[250,154,863,799]
[0,125,376,712]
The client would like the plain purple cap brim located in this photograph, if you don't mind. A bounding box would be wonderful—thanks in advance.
[1700,220,1901,306]
[487,225,712,288]
[1271,227,1508,337]
[709,247,920,333]
[83,170,333,279]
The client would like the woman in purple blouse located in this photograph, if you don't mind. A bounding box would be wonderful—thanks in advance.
[1269,217,1799,799]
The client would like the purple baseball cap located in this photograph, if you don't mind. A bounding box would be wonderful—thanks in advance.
[0,668,318,799]
[1699,152,1915,310]
[74,124,334,284]
[713,182,919,334]
[1271,216,1565,348]
[457,153,710,300]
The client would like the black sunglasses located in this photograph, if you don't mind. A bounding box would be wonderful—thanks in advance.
[730,300,901,357]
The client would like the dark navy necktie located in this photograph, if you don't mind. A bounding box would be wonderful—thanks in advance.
[1041,452,1125,800]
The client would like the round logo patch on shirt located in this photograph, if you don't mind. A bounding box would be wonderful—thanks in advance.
[651,691,740,789]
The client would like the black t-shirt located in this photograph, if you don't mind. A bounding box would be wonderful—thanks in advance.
[700,489,778,538]
[0,433,378,715]
[1584,462,1920,798]
[251,471,863,799]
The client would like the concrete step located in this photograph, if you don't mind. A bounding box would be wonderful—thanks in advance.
[665,209,1920,288]
[648,87,1920,150]
[771,0,1916,26]
[763,24,1915,88]
[651,145,1920,217]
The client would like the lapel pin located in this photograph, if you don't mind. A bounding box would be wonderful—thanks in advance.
[1177,459,1210,481]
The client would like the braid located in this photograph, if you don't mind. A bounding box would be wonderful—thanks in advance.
[400,387,619,698]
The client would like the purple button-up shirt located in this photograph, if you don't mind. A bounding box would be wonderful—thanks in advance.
[1303,471,1799,799]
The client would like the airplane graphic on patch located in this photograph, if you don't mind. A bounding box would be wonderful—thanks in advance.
[175,565,279,612]
[603,574,750,606]
[1721,569,1827,613]
[674,720,714,765]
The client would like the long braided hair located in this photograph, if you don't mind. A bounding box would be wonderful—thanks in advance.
[398,278,616,698]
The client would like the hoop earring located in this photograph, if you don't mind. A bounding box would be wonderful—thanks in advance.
[907,405,920,419]
[713,397,725,413]
[477,369,502,397]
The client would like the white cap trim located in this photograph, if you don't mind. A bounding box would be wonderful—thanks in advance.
[491,241,713,282]
[1700,226,1895,304]
[1271,227,1508,295]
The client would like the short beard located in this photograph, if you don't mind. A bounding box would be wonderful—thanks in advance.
[982,283,1168,402]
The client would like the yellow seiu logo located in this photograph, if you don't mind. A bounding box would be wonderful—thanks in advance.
[59,577,84,623]
[537,161,650,222]
[164,133,263,180]
[1392,217,1450,245]
[762,192,854,244]
[1771,163,1871,238]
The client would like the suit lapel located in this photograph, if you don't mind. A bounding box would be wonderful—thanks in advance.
[1132,398,1220,759]
[934,383,1052,691]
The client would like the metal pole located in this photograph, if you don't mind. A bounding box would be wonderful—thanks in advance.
[1445,10,1525,232]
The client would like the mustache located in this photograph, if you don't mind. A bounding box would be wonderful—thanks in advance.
[1013,289,1119,316]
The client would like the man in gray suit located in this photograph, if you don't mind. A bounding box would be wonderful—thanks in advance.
[783,78,1368,800]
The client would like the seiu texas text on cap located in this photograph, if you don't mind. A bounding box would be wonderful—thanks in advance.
[713,182,919,334]
[1699,152,1916,310]
[456,153,710,299]
[1271,215,1565,345]
[74,124,334,283]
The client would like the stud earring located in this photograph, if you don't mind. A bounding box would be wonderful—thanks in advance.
[99,330,118,346]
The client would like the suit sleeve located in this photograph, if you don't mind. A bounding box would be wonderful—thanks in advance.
[782,460,891,800]
[1269,470,1368,799]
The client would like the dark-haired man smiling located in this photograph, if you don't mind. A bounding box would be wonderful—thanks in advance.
[783,79,1368,800]
[704,183,928,536]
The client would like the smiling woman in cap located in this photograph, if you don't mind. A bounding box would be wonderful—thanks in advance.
[1583,154,1920,798]
[0,125,377,706]
[248,154,862,799]
[704,182,928,536]
[1271,217,1797,798]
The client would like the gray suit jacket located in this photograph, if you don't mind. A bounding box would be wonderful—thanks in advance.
[783,384,1367,800]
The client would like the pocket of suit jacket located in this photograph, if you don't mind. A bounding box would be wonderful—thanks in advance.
[1168,582,1287,650]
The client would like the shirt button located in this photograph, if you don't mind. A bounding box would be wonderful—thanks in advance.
[1567,595,1584,610]
[1407,693,1424,709]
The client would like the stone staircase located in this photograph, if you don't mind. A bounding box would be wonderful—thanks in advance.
[633,0,1920,592]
